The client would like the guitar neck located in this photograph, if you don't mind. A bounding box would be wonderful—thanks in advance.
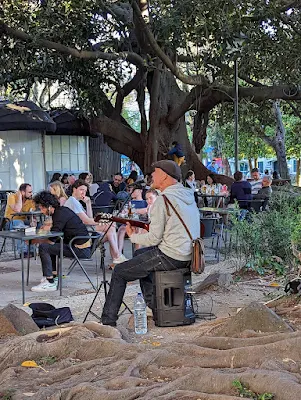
[95,213,150,231]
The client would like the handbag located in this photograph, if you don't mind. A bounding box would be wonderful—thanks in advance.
[29,303,73,328]
[162,195,205,274]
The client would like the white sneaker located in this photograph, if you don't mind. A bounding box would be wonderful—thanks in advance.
[40,276,58,284]
[113,254,128,264]
[31,280,57,292]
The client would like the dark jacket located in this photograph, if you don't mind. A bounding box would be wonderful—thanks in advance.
[229,180,252,209]
[168,144,184,158]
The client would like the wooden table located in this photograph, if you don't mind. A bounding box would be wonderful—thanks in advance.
[0,230,64,304]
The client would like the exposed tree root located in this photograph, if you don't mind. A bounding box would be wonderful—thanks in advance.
[0,321,300,399]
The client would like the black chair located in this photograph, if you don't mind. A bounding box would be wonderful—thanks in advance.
[66,232,103,290]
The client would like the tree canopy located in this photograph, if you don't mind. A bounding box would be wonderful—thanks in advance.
[0,0,301,178]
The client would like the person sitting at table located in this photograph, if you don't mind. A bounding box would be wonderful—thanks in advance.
[64,179,127,264]
[92,181,117,207]
[4,183,35,256]
[183,170,198,205]
[61,173,69,186]
[30,191,91,292]
[65,174,76,197]
[109,172,126,195]
[49,181,68,206]
[126,170,138,186]
[202,174,218,207]
[117,185,148,254]
[250,167,262,195]
[253,175,272,205]
[228,171,252,209]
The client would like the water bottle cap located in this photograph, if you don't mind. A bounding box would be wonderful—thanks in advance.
[138,292,142,295]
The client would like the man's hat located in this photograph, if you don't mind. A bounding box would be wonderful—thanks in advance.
[152,160,182,181]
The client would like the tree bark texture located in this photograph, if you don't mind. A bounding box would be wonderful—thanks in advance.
[263,101,289,179]
[89,70,233,185]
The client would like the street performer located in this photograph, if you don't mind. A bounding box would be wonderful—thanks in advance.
[101,160,200,327]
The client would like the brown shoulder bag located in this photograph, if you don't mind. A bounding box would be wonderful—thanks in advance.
[162,195,205,274]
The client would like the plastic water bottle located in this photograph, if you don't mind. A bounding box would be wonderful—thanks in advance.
[134,293,147,334]
[184,280,195,320]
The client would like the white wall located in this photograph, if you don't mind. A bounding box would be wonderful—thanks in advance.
[0,130,45,192]
[0,130,89,192]
[44,135,88,176]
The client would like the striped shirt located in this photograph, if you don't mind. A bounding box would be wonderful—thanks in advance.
[250,179,262,195]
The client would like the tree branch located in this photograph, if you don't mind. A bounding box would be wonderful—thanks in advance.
[89,115,144,153]
[115,68,146,116]
[130,0,208,86]
[0,20,146,68]
[167,86,203,124]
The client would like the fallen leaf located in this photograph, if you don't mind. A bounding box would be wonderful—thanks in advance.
[152,342,161,347]
[21,360,39,368]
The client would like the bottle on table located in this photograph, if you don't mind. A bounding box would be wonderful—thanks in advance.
[128,201,132,217]
[134,292,147,334]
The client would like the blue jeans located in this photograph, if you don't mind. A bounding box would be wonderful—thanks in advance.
[9,219,34,254]
[101,246,190,325]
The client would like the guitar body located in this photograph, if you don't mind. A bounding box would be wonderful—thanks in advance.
[94,213,150,231]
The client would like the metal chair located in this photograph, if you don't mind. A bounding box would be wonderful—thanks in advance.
[66,232,103,290]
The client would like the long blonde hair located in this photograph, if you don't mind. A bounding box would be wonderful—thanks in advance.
[49,181,68,199]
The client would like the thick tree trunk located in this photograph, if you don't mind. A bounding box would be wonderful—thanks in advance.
[222,158,231,176]
[248,159,253,173]
[262,101,289,179]
[90,71,233,187]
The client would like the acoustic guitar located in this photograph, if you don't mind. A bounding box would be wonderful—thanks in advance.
[94,213,150,231]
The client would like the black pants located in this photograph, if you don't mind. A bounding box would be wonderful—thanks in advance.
[39,243,91,277]
[101,246,190,325]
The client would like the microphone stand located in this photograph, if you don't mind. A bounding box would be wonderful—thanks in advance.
[83,182,142,322]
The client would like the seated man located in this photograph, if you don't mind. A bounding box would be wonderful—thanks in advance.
[253,175,272,211]
[101,160,200,327]
[64,179,127,264]
[228,171,252,209]
[31,191,91,292]
[250,168,262,195]
[109,173,126,195]
[4,183,35,255]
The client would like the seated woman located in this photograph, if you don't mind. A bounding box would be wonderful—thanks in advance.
[64,179,127,264]
[49,181,68,206]
[117,186,151,254]
[228,171,252,209]
[183,170,198,204]
[202,174,217,207]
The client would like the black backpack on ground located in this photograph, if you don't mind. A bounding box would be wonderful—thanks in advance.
[29,303,73,328]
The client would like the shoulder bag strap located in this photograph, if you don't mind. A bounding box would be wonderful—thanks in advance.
[162,194,193,241]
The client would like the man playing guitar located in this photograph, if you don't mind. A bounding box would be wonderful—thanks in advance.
[101,160,200,327]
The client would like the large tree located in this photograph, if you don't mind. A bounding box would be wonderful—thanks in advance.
[1,0,301,182]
